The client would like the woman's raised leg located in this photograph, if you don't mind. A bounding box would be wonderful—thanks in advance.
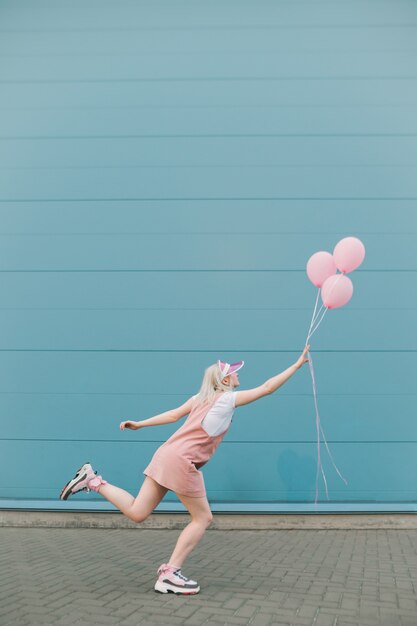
[97,476,168,523]
[167,492,213,568]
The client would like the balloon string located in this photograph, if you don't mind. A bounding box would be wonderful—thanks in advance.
[319,419,349,487]
[307,306,328,342]
[308,350,348,506]
[306,273,348,506]
[309,304,325,336]
[309,351,328,505]
[307,290,328,341]
[307,273,344,342]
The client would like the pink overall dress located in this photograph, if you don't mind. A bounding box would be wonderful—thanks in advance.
[143,391,232,498]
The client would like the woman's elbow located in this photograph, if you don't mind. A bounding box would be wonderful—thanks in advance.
[169,409,180,422]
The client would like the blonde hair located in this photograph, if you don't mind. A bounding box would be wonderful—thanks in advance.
[194,363,234,406]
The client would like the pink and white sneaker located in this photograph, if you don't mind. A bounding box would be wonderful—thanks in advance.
[154,563,200,595]
[59,462,107,500]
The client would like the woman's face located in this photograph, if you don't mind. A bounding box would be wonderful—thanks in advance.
[223,371,240,387]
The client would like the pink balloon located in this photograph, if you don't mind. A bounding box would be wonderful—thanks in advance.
[306,251,337,288]
[321,274,353,309]
[333,237,365,273]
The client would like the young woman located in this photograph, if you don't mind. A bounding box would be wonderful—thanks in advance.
[60,344,310,595]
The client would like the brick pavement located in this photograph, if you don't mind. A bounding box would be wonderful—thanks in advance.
[1,527,416,626]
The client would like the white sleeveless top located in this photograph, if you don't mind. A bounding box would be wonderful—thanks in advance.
[192,391,237,436]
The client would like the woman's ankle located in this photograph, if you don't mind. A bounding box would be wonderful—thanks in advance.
[87,475,108,492]
[167,562,182,570]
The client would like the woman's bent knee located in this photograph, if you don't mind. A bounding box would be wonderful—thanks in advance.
[129,510,150,523]
[193,514,213,528]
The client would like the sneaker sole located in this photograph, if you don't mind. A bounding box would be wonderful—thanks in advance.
[59,463,90,500]
[154,580,200,595]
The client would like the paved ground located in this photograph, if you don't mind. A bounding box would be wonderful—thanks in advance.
[1,527,417,626]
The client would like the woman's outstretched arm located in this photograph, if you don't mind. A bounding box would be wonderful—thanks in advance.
[120,395,195,430]
[235,344,310,407]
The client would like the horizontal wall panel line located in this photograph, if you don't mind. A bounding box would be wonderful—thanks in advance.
[1,307,414,311]
[0,391,413,396]
[0,269,414,273]
[5,165,417,171]
[0,349,414,353]
[3,197,417,202]
[0,4,412,10]
[2,439,417,444]
[3,104,417,111]
[0,1,402,5]
[1,501,417,513]
[3,51,417,60]
[0,2,412,10]
[2,25,417,33]
[4,46,417,55]
[4,165,417,170]
[4,133,417,139]
[3,76,417,84]
[0,232,409,237]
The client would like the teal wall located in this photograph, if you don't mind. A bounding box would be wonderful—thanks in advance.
[0,0,416,512]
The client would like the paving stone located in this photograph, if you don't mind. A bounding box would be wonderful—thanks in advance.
[401,619,417,626]
[247,613,274,626]
[222,597,246,610]
[314,615,338,626]
[1,527,417,626]
[234,603,259,618]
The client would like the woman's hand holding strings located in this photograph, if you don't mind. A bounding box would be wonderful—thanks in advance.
[295,344,311,370]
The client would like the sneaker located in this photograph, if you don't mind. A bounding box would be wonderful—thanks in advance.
[154,563,200,595]
[59,462,106,500]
